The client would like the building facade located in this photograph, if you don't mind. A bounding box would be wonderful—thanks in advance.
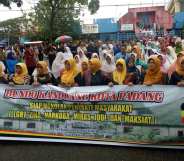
[119,6,173,35]
[81,18,119,41]
[168,0,184,37]
[80,6,174,41]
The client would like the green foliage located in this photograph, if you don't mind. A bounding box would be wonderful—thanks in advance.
[33,0,99,41]
[0,0,22,8]
[88,0,100,14]
[0,0,100,41]
[0,16,25,44]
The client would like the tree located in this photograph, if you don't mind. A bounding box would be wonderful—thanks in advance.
[0,16,24,44]
[33,0,99,41]
[0,0,22,8]
[88,0,99,14]
[0,15,35,44]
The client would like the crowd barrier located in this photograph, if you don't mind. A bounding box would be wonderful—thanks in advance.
[0,84,184,148]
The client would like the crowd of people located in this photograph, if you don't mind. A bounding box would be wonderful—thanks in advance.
[0,36,184,87]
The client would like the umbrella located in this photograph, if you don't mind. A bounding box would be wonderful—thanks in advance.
[55,35,72,44]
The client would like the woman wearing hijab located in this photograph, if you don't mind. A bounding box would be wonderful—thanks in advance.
[75,59,90,86]
[101,53,115,73]
[32,61,52,85]
[169,56,184,86]
[52,50,70,79]
[84,58,105,86]
[74,55,81,71]
[6,51,18,75]
[143,56,164,85]
[77,41,88,59]
[124,57,140,85]
[159,38,167,55]
[132,45,144,60]
[24,45,37,76]
[166,46,177,66]
[168,52,184,78]
[157,54,169,74]
[101,53,115,84]
[10,63,29,85]
[60,58,79,87]
[110,58,126,85]
[52,44,73,77]
[0,64,8,84]
[91,53,99,59]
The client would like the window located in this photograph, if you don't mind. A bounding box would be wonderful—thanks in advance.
[178,130,183,137]
[50,124,54,130]
[4,121,13,128]
[50,124,59,129]
[27,122,36,129]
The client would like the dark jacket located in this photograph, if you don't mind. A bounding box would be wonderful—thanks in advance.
[169,71,184,85]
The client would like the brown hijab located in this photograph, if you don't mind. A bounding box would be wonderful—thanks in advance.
[176,56,184,76]
[144,55,164,84]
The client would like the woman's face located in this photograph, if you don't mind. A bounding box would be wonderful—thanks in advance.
[82,62,88,71]
[148,59,156,70]
[181,60,184,69]
[116,63,123,72]
[15,66,22,74]
[166,48,170,55]
[65,61,71,70]
[93,55,98,59]
[89,62,95,70]
[128,59,134,68]
[131,54,136,60]
[157,55,163,65]
[106,56,111,64]
[80,42,85,47]
[37,64,43,74]
[177,54,184,62]
[74,56,79,63]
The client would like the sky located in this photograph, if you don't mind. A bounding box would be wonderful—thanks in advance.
[0,0,170,23]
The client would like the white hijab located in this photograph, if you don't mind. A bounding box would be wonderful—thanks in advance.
[91,53,99,59]
[64,47,73,60]
[77,46,87,61]
[101,53,115,73]
[166,46,177,66]
[74,55,81,71]
[51,51,73,79]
